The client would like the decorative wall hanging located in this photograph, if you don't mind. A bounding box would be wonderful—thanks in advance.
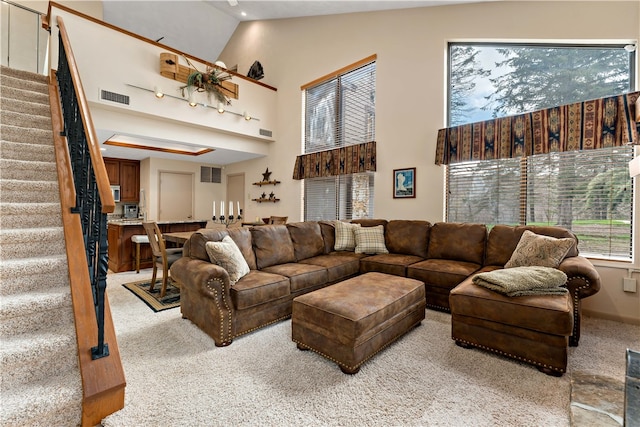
[393,168,415,199]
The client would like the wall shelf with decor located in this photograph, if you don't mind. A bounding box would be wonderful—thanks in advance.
[252,180,281,187]
[251,197,280,203]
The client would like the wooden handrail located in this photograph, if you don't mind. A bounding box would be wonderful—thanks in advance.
[50,74,125,427]
[45,1,277,92]
[56,16,114,214]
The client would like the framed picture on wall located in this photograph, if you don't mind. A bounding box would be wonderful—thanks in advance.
[393,168,416,199]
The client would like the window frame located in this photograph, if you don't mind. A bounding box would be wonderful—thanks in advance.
[301,56,377,221]
[445,41,637,263]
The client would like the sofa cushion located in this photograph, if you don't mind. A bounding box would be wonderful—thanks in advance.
[427,222,487,265]
[354,225,388,254]
[231,270,290,310]
[334,221,361,251]
[299,252,363,283]
[287,221,324,261]
[360,253,424,277]
[385,220,430,258]
[407,258,481,290]
[319,221,336,254]
[205,236,250,284]
[228,227,257,270]
[484,225,578,267]
[505,230,575,269]
[251,225,296,269]
[261,263,328,293]
[450,277,573,336]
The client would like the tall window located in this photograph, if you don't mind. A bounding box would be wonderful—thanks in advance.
[447,43,635,260]
[303,58,376,220]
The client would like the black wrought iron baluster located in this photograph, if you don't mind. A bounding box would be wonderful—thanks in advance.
[56,31,109,359]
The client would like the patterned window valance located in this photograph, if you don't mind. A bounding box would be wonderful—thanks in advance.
[292,141,376,180]
[435,92,640,165]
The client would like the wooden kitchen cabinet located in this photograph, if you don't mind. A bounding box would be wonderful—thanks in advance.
[119,160,140,202]
[104,157,140,202]
[104,158,120,185]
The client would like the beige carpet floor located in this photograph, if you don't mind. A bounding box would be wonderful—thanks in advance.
[102,269,639,426]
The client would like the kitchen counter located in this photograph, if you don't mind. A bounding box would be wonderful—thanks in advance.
[108,218,209,225]
[107,219,207,273]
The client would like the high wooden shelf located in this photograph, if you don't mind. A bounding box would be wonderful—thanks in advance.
[251,197,280,203]
[252,180,281,186]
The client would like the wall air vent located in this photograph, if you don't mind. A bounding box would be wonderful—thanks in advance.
[100,89,130,105]
[259,129,273,137]
[201,166,222,183]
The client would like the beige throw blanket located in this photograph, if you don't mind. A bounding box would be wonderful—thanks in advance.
[473,266,568,297]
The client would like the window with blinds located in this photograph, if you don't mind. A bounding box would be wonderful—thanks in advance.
[447,146,634,260]
[303,58,376,220]
[447,42,635,260]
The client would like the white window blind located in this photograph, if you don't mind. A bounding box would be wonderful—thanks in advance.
[303,58,376,220]
[447,146,634,260]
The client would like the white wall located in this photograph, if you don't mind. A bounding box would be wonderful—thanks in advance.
[219,1,640,323]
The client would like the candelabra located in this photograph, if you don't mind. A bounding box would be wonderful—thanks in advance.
[212,201,242,227]
[211,210,242,227]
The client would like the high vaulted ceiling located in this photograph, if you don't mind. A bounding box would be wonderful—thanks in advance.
[98,1,493,165]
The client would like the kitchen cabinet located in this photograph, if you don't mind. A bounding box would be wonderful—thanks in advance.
[104,158,120,185]
[104,157,140,202]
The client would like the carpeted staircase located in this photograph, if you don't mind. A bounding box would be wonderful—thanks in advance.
[0,66,83,426]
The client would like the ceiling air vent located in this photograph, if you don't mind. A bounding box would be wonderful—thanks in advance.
[201,166,222,183]
[259,129,273,137]
[100,89,130,105]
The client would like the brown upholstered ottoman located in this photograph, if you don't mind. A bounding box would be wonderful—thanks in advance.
[291,272,426,374]
[450,278,574,376]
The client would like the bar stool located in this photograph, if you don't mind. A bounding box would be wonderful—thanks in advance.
[131,234,149,273]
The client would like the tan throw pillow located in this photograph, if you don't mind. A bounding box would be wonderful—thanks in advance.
[205,235,250,284]
[505,230,574,269]
[334,221,361,251]
[354,225,389,254]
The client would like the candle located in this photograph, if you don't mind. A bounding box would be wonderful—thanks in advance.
[229,201,233,216]
[212,201,215,217]
[221,201,224,216]
[237,201,240,216]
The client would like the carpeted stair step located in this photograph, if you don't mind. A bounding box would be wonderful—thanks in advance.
[0,255,69,296]
[0,84,49,105]
[0,158,57,182]
[0,179,59,203]
[0,68,48,94]
[0,141,55,163]
[1,110,52,131]
[0,227,66,260]
[0,322,78,388]
[0,202,62,229]
[0,368,82,427]
[1,96,51,117]
[1,66,48,84]
[0,124,53,146]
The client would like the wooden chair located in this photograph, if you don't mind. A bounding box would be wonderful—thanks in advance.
[269,216,288,225]
[142,222,183,297]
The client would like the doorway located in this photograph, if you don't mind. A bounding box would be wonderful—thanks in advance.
[227,173,245,218]
[158,171,194,220]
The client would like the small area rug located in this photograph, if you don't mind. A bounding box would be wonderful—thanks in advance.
[122,278,180,312]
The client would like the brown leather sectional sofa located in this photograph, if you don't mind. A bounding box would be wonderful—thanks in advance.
[170,219,600,352]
